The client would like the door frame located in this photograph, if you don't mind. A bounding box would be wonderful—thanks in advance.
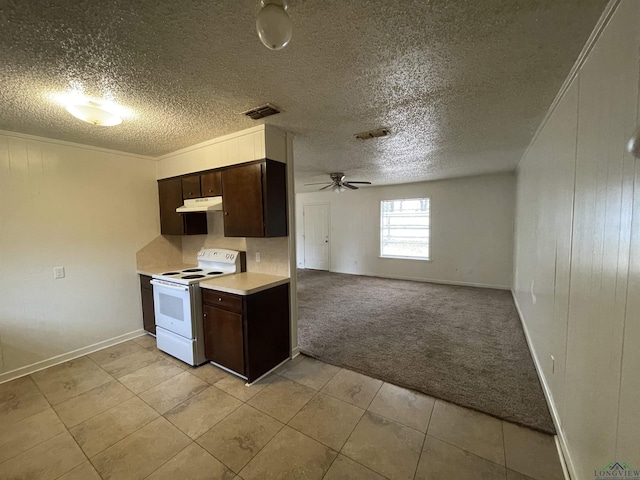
[303,202,331,271]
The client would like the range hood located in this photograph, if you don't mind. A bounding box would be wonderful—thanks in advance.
[176,196,223,213]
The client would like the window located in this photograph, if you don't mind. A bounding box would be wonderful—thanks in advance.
[380,198,430,260]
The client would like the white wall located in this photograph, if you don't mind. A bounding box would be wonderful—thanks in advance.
[513,1,640,477]
[296,172,515,289]
[156,125,286,180]
[0,131,159,380]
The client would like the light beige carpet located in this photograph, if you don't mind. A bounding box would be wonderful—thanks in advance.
[297,269,554,434]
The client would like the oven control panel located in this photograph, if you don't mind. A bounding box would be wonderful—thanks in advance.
[197,248,239,263]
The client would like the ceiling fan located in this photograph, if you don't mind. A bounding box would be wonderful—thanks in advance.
[305,172,372,191]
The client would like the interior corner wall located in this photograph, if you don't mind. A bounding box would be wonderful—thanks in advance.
[512,0,640,477]
[0,132,159,379]
[295,172,515,289]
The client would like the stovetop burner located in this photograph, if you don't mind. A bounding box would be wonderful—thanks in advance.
[152,248,242,285]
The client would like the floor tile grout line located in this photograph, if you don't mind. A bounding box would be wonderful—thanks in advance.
[278,357,341,391]
[119,366,185,397]
[138,440,195,480]
[336,435,393,480]
[412,400,437,480]
[424,432,509,470]
[84,413,176,475]
[344,409,426,479]
[233,418,288,477]
[26,359,102,470]
[411,402,436,480]
[23,377,91,480]
[502,420,509,476]
[0,373,88,472]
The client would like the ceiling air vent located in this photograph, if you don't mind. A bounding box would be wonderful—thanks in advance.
[242,103,281,120]
[354,128,390,140]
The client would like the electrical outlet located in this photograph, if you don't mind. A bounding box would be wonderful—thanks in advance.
[53,266,65,279]
[255,252,261,263]
[551,355,555,374]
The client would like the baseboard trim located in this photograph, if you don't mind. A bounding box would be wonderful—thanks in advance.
[0,329,146,385]
[291,346,300,358]
[511,290,575,480]
[351,271,511,290]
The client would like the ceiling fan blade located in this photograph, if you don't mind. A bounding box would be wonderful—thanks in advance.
[319,184,334,191]
[343,183,358,190]
[305,182,332,186]
[345,181,371,184]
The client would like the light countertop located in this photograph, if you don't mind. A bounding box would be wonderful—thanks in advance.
[200,272,290,296]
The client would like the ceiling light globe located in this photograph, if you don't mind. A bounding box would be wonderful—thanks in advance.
[256,3,292,50]
[66,101,122,126]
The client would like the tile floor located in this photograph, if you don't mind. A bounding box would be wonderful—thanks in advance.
[0,335,565,480]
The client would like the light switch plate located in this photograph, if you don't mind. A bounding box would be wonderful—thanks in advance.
[53,266,65,279]
[255,252,261,263]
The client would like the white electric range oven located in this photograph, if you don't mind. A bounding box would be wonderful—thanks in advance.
[150,248,242,366]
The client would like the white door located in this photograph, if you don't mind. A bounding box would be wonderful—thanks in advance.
[303,203,330,270]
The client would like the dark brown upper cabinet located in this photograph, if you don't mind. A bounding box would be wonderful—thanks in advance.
[158,177,207,235]
[181,175,201,199]
[221,160,287,238]
[201,171,222,197]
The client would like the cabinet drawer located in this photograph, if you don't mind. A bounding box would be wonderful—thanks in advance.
[202,289,243,313]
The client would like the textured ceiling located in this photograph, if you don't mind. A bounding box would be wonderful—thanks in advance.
[0,0,607,189]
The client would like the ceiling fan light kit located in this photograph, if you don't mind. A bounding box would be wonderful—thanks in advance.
[256,0,292,50]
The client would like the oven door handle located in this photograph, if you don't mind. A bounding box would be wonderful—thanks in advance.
[150,279,189,292]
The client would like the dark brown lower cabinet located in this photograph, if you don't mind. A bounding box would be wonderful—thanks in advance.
[139,275,156,335]
[202,283,290,382]
[203,305,244,374]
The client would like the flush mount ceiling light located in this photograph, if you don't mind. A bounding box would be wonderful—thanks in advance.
[66,100,122,126]
[256,0,292,50]
[51,90,131,127]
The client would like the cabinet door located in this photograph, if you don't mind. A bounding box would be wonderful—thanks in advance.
[221,163,264,237]
[201,171,222,197]
[181,175,201,199]
[158,178,184,235]
[203,305,245,374]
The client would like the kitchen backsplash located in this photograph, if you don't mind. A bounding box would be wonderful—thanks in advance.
[181,213,246,262]
[246,237,290,276]
[136,235,183,270]
[136,212,290,277]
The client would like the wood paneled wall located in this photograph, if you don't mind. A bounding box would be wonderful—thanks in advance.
[513,1,640,477]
